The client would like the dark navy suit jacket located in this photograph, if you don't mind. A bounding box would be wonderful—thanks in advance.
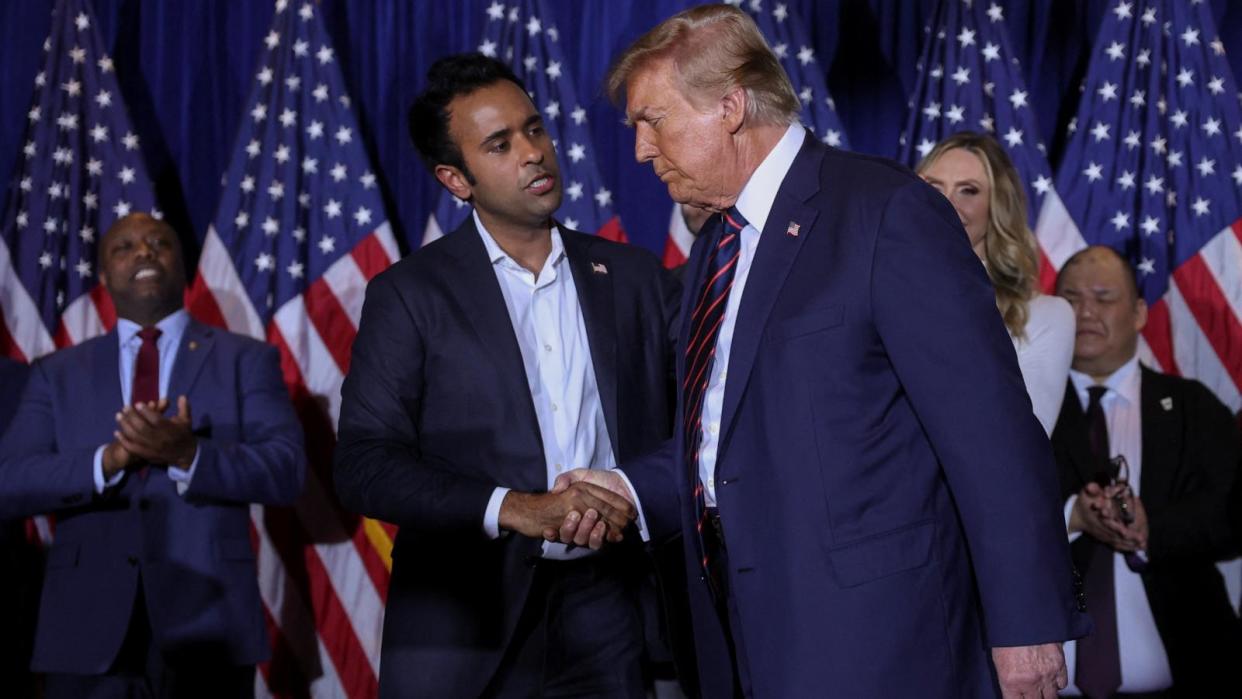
[624,133,1091,698]
[0,320,305,674]
[334,218,680,698]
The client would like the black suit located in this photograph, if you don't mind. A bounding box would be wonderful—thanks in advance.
[334,218,680,698]
[1052,366,1242,694]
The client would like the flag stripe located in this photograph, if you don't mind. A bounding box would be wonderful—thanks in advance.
[1171,253,1242,398]
[1167,281,1242,410]
[0,240,53,360]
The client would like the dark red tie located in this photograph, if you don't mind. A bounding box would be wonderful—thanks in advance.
[1076,385,1122,698]
[132,327,161,479]
[682,208,746,575]
[132,327,161,406]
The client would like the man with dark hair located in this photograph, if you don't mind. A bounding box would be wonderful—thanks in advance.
[0,213,306,698]
[334,53,680,698]
[1053,245,1242,696]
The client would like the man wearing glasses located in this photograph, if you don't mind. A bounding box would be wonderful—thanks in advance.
[1053,245,1242,697]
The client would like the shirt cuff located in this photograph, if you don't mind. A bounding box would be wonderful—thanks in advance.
[93,445,126,494]
[1064,494,1082,543]
[610,468,650,543]
[484,487,511,539]
[167,445,201,496]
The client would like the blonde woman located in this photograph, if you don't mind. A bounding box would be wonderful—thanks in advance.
[918,132,1074,435]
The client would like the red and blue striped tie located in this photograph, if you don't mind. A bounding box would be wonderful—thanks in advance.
[682,207,746,574]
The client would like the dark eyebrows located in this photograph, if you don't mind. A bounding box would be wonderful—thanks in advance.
[479,114,544,149]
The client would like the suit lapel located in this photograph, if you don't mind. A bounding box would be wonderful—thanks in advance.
[166,321,214,405]
[1139,367,1178,505]
[89,332,124,428]
[717,135,822,452]
[562,229,620,456]
[442,217,544,451]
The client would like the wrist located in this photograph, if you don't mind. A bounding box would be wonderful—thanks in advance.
[175,438,198,469]
[497,491,533,536]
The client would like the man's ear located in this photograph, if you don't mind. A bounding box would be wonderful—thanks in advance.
[434,164,473,202]
[720,86,747,134]
[1134,297,1148,334]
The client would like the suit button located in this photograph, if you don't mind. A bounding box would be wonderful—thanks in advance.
[127,556,138,566]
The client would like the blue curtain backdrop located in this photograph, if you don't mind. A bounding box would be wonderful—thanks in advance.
[4,0,1242,260]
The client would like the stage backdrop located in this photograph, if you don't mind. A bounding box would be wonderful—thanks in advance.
[3,1,1242,698]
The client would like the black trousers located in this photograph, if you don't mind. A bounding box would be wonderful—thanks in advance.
[704,508,752,699]
[482,551,645,699]
[44,585,254,699]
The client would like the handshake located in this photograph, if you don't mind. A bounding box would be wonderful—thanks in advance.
[497,469,638,549]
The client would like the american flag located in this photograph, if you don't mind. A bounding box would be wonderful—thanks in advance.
[664,0,850,267]
[897,0,1069,290]
[0,0,158,363]
[184,1,400,696]
[1053,0,1242,411]
[420,0,626,247]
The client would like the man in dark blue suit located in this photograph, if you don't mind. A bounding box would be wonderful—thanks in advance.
[558,5,1089,698]
[0,213,306,698]
[333,55,679,698]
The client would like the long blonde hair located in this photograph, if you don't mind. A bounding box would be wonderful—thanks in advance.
[917,132,1038,338]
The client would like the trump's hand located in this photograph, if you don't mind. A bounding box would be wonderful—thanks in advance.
[497,480,635,546]
[992,643,1068,699]
[551,469,636,549]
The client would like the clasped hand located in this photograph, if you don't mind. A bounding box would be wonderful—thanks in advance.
[102,396,197,477]
[499,469,637,550]
[1070,481,1148,552]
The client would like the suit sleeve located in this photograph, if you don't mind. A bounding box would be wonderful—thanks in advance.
[1146,381,1241,563]
[871,179,1089,647]
[333,271,497,535]
[0,361,98,519]
[182,343,306,506]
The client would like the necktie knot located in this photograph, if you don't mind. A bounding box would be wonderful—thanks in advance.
[1087,385,1107,409]
[137,326,162,345]
[722,206,749,234]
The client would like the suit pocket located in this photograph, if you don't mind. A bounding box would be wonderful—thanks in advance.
[46,542,79,569]
[216,536,256,561]
[826,519,934,588]
[765,305,843,342]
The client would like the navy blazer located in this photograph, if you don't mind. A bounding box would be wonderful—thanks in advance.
[624,133,1091,698]
[334,218,680,699]
[0,320,305,674]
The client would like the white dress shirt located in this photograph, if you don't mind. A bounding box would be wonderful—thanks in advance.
[1013,294,1074,437]
[474,212,616,559]
[1061,355,1173,694]
[617,124,805,538]
[697,124,805,506]
[92,308,200,494]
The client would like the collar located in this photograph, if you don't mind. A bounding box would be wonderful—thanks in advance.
[1069,354,1141,407]
[734,123,806,234]
[116,308,191,347]
[473,210,564,269]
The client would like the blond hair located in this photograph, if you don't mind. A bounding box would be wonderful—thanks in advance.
[917,132,1039,339]
[605,3,800,127]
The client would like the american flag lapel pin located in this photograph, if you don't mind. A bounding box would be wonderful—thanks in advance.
[591,261,608,275]
[785,221,801,237]
[188,340,199,351]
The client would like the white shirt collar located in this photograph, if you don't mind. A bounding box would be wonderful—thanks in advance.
[473,210,564,269]
[1069,354,1141,407]
[733,123,806,234]
[116,308,190,347]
